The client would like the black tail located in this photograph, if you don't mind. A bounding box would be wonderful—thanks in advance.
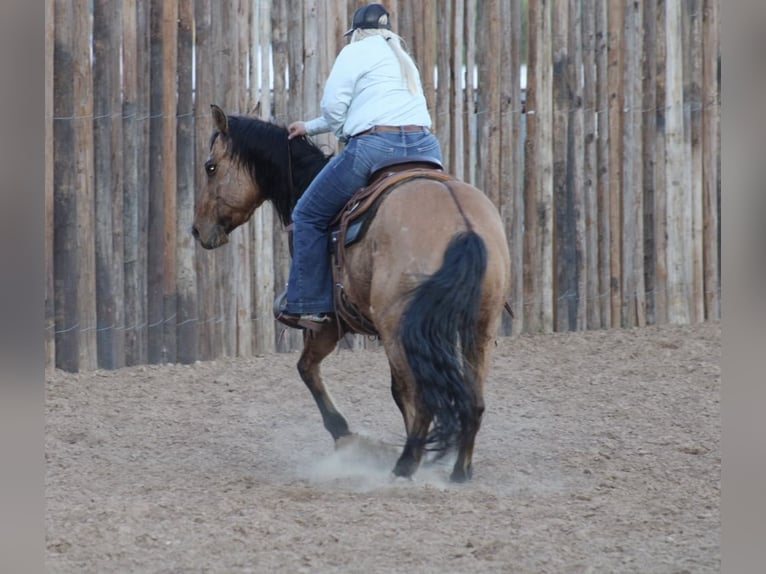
[400,230,488,453]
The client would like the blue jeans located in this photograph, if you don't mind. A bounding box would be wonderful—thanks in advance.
[285,128,442,314]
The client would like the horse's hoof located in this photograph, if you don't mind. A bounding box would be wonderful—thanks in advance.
[390,472,413,482]
[333,433,357,450]
[392,457,418,479]
[450,466,472,483]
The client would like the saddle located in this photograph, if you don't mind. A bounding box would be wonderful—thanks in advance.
[328,156,456,336]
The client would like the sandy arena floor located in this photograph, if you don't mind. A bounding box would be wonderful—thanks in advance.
[46,322,720,573]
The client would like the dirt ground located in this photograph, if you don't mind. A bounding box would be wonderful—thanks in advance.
[46,321,720,573]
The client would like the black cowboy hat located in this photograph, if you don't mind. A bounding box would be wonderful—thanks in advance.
[344,3,392,37]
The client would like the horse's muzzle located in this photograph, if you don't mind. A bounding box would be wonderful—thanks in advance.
[191,223,229,249]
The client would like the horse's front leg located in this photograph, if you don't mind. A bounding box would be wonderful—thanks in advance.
[296,322,351,442]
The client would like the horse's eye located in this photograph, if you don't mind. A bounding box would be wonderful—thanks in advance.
[205,162,216,175]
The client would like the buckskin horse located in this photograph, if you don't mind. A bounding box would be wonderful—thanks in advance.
[192,105,510,482]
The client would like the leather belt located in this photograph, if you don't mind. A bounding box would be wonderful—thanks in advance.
[354,125,427,137]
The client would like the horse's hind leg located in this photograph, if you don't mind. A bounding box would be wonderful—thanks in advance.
[450,401,484,482]
[388,361,431,478]
[393,409,431,479]
[450,338,492,483]
[296,324,351,442]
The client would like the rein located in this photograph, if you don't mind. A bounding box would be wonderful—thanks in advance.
[286,136,296,206]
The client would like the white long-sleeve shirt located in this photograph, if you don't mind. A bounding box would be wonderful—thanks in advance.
[304,35,432,141]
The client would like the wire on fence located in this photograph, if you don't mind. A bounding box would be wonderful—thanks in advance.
[47,99,720,125]
[47,281,722,336]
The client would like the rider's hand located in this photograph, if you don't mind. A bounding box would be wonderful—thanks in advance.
[287,121,307,140]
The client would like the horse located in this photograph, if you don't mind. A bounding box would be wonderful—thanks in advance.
[192,105,511,482]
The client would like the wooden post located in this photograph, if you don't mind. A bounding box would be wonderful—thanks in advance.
[621,0,645,328]
[463,0,477,185]
[121,0,148,365]
[569,0,586,330]
[409,0,423,62]
[250,0,276,354]
[538,0,554,333]
[523,0,541,333]
[334,0,350,58]
[73,0,98,371]
[665,0,691,324]
[654,0,668,324]
[287,1,304,117]
[421,0,437,136]
[642,0,658,325]
[687,0,705,323]
[161,0,179,362]
[620,0,635,328]
[194,0,216,360]
[274,0,302,351]
[475,1,492,198]
[211,0,227,359]
[607,0,624,328]
[93,0,126,369]
[304,0,320,116]
[53,0,80,372]
[495,0,516,335]
[523,0,554,333]
[508,0,524,334]
[223,2,236,357]
[138,0,152,363]
[340,0,351,51]
[242,0,256,355]
[236,0,253,358]
[449,0,465,180]
[395,0,414,49]
[582,0,600,329]
[552,0,570,331]
[702,0,720,320]
[436,0,452,169]
[215,0,240,358]
[492,0,504,217]
[484,0,501,208]
[239,0,251,114]
[176,0,198,363]
[550,0,587,332]
[45,0,55,369]
[282,0,305,351]
[213,0,246,358]
[147,0,165,363]
[595,0,610,328]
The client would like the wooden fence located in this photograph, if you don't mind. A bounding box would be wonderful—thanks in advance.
[45,0,721,372]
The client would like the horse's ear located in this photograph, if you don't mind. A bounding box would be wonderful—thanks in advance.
[211,104,228,134]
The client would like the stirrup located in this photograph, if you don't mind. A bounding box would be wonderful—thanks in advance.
[275,311,332,332]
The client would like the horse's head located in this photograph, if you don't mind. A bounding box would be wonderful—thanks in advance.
[192,105,329,249]
[192,105,266,249]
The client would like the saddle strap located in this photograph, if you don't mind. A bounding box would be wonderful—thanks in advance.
[333,283,379,336]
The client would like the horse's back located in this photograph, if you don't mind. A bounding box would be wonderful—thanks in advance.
[340,176,511,336]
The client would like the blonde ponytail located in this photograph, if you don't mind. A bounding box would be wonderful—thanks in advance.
[350,28,421,95]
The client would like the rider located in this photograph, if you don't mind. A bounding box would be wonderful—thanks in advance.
[277,2,443,330]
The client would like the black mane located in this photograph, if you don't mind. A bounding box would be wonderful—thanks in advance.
[218,115,330,226]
